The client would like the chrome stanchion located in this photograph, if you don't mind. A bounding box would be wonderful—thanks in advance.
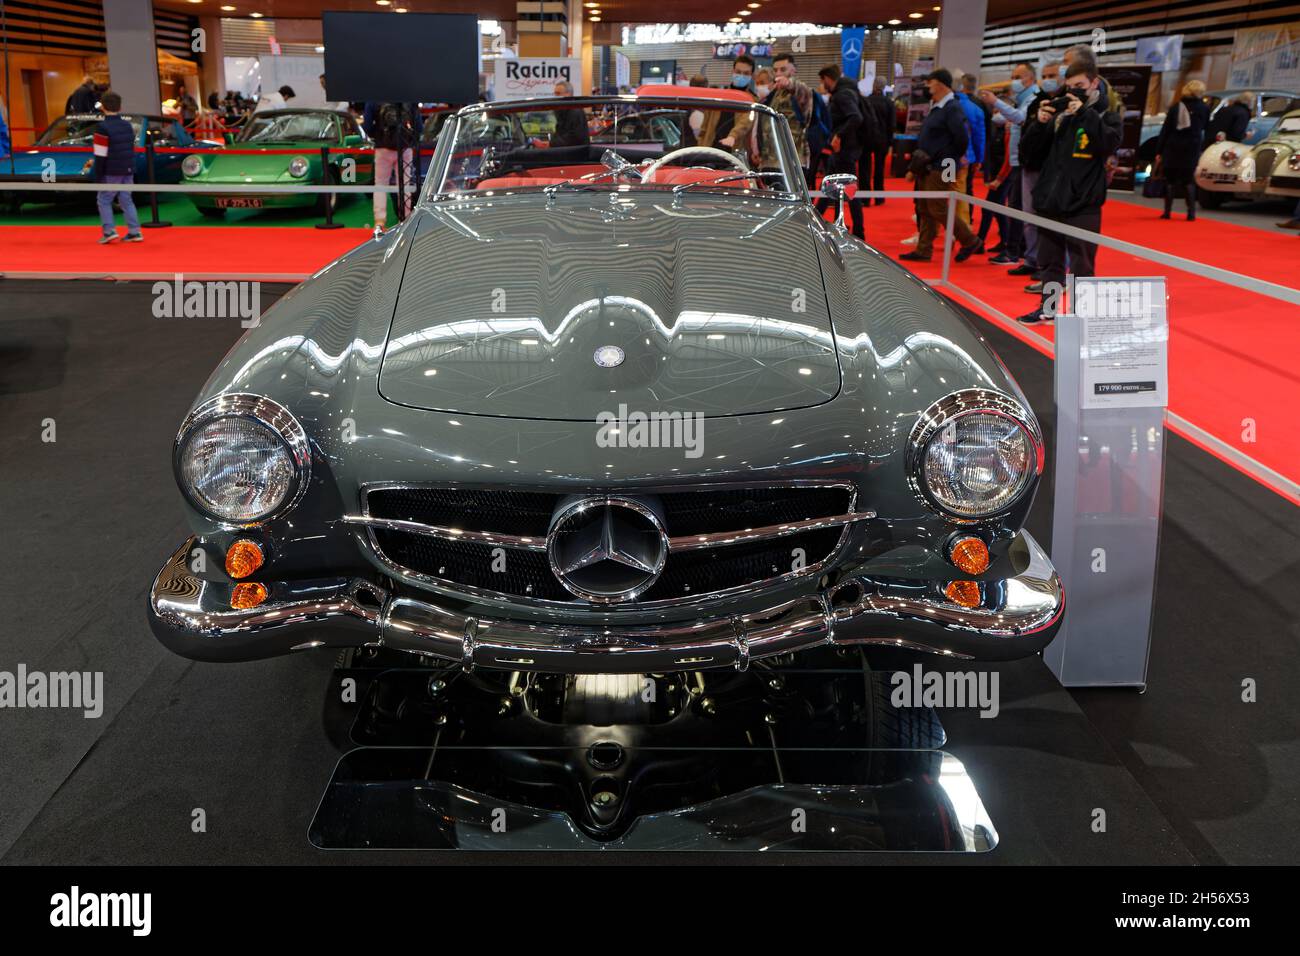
[316,145,343,230]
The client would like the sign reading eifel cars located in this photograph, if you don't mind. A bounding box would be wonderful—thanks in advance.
[494,57,582,100]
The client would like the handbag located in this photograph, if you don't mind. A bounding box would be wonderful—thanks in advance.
[1142,154,1166,198]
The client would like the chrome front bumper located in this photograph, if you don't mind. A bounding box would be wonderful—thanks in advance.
[147,532,1064,670]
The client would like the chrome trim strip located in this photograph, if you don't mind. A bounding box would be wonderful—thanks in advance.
[667,510,876,551]
[341,515,547,551]
[342,508,877,553]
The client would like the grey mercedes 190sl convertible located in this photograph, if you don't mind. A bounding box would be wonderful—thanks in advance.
[148,90,1064,679]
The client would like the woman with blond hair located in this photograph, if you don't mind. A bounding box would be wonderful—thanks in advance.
[1155,78,1209,220]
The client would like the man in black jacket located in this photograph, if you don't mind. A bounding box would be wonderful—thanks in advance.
[66,75,98,114]
[899,69,980,263]
[861,77,895,204]
[92,91,142,244]
[1206,93,1251,145]
[1016,59,1122,323]
[815,64,866,238]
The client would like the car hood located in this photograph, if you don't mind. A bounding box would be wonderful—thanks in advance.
[377,192,841,420]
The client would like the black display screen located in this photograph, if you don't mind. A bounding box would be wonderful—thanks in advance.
[321,12,479,103]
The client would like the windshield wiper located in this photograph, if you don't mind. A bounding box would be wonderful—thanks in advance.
[543,149,644,199]
[671,170,787,194]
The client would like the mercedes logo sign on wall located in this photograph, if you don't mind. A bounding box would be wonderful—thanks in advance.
[546,496,668,602]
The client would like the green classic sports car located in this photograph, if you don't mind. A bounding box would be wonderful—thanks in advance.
[181,108,374,217]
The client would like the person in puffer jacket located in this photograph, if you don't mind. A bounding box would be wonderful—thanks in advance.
[92,91,142,244]
[1015,59,1121,323]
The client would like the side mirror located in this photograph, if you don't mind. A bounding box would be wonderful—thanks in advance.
[820,173,858,228]
[343,134,365,147]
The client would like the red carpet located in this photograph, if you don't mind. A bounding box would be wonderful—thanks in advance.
[1,188,1296,503]
[845,179,1300,504]
[0,225,371,281]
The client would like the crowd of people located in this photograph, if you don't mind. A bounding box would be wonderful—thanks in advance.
[685,47,1130,324]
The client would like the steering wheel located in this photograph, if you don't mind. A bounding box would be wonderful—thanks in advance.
[642,146,748,183]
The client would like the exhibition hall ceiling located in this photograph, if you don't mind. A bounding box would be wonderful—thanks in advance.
[154,0,1059,28]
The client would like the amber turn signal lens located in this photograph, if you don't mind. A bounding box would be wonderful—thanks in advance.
[231,581,268,610]
[944,580,982,608]
[949,535,990,575]
[225,539,264,579]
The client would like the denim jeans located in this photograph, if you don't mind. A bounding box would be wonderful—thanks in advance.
[1020,168,1041,268]
[97,174,141,235]
[978,177,1010,244]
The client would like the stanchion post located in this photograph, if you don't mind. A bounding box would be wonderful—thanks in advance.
[140,139,172,228]
[941,191,955,285]
[316,145,343,230]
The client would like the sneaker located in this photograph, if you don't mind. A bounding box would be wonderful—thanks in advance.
[1024,280,1044,293]
[898,251,932,262]
[122,233,143,243]
[1007,263,1036,276]
[98,232,119,244]
[988,254,1017,265]
[1275,219,1300,229]
[1016,310,1045,324]
[954,241,980,263]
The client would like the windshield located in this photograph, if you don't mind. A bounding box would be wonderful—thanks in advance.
[239,112,338,143]
[37,116,144,147]
[432,98,802,199]
[1276,115,1300,133]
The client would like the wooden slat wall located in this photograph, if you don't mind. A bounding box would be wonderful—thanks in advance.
[0,2,197,59]
[982,0,1300,72]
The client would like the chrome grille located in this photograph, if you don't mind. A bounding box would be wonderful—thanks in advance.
[351,484,865,607]
[1256,148,1277,179]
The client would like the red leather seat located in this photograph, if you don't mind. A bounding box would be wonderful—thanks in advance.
[646,167,746,188]
[476,176,568,190]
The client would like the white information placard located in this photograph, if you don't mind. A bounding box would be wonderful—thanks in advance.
[1073,276,1169,410]
[494,57,582,100]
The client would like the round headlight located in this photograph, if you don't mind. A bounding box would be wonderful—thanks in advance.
[1220,149,1238,167]
[908,390,1042,520]
[174,395,310,524]
[1288,153,1300,171]
[182,154,203,177]
[288,156,309,178]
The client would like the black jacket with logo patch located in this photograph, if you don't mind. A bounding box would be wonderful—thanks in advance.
[1020,91,1121,219]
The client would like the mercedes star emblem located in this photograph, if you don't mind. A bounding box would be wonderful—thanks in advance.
[546,496,668,602]
[593,345,625,368]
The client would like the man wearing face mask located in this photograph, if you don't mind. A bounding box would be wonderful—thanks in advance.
[1009,59,1063,289]
[979,62,1037,266]
[1015,58,1122,324]
[698,54,756,149]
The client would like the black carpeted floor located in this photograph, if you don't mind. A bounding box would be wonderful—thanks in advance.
[0,279,1295,864]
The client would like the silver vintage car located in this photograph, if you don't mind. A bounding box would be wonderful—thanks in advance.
[148,91,1064,682]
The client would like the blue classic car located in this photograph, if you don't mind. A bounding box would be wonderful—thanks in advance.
[0,113,198,210]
